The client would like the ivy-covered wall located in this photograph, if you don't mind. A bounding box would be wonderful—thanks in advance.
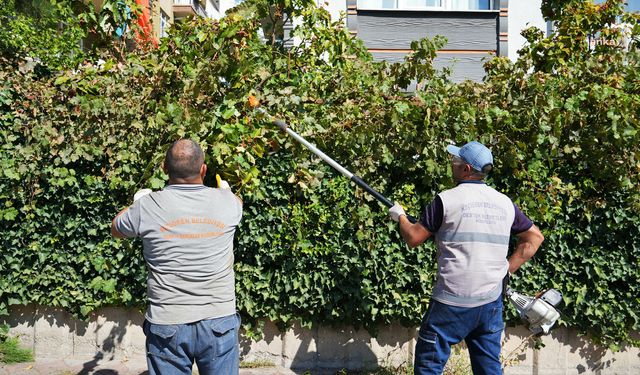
[0,0,638,349]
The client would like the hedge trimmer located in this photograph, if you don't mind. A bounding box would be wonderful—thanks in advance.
[248,95,417,223]
[507,287,562,335]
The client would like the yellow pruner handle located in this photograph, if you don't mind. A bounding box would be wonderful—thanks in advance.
[216,174,222,188]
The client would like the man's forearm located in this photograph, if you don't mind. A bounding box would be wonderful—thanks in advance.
[399,216,431,248]
[508,241,536,273]
[111,207,129,238]
[509,225,544,273]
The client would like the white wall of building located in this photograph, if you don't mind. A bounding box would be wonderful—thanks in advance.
[216,1,346,22]
[219,0,241,16]
[317,0,347,22]
[508,0,547,61]
[205,0,221,18]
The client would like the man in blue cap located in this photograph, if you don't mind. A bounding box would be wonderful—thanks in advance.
[389,141,544,375]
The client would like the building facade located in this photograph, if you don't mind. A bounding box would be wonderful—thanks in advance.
[141,0,638,81]
[140,0,533,81]
[343,0,508,81]
[148,0,228,38]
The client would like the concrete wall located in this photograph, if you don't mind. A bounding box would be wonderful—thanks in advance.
[3,305,639,373]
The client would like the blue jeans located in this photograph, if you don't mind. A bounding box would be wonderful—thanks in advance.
[414,297,503,375]
[143,313,240,375]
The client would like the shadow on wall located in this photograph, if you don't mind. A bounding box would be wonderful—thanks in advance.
[291,326,381,372]
[240,320,411,373]
[239,320,283,364]
[5,305,639,374]
[502,324,640,374]
[76,307,139,375]
[1,304,148,375]
[1,304,36,349]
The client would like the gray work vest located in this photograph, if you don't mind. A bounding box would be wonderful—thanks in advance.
[432,182,515,307]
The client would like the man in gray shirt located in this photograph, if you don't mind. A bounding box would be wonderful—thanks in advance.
[112,139,243,375]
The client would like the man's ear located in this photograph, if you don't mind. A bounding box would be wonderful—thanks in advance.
[200,164,207,178]
[464,164,475,177]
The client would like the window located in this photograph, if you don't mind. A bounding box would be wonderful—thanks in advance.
[403,0,441,9]
[357,0,492,10]
[160,10,170,38]
[450,0,491,10]
[358,0,441,9]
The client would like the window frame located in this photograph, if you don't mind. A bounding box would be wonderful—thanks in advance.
[356,0,495,11]
[160,9,170,38]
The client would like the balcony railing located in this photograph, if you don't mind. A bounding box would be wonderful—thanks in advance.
[173,0,206,18]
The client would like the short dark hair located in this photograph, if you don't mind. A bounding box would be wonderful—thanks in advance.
[481,164,493,174]
[164,139,205,179]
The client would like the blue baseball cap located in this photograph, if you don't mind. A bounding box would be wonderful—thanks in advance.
[446,141,493,172]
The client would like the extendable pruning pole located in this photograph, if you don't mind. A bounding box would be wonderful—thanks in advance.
[249,96,417,223]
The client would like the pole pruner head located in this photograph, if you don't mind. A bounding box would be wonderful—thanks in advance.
[248,94,260,109]
[247,95,288,131]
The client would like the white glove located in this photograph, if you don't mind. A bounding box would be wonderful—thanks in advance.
[133,188,152,201]
[389,202,406,222]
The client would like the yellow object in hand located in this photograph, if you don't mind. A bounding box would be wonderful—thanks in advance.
[216,174,230,189]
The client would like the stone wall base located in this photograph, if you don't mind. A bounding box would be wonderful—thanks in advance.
[3,305,639,374]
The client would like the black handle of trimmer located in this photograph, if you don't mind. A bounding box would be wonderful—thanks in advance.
[351,175,418,223]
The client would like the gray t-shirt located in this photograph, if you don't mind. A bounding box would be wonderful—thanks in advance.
[114,184,242,324]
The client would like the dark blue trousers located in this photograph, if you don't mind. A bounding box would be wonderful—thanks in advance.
[143,313,240,375]
[414,297,504,375]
